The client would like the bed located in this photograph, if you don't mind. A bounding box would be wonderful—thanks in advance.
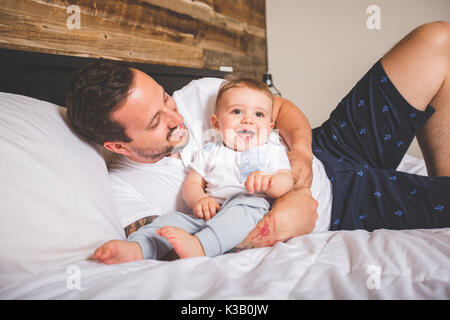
[0,48,449,300]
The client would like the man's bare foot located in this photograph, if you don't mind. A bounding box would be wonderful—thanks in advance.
[92,240,143,264]
[157,227,205,259]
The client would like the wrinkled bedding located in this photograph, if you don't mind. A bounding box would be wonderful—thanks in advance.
[1,227,448,299]
[1,154,448,300]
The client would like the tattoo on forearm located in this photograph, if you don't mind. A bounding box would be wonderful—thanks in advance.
[124,215,159,238]
[235,214,277,250]
[252,217,276,241]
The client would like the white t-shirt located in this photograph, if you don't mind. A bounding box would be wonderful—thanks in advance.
[190,140,292,204]
[108,77,332,232]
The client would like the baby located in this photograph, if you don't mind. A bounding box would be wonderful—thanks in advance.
[92,75,294,263]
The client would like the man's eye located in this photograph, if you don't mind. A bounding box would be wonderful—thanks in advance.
[256,112,264,118]
[149,113,160,129]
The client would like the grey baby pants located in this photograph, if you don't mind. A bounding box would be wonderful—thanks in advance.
[128,194,270,259]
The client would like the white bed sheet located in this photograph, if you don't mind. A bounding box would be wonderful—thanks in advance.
[0,227,448,299]
[1,154,448,300]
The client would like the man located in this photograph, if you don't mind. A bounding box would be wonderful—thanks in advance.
[67,22,450,251]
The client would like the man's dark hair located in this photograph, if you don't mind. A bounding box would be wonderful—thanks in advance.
[66,60,134,145]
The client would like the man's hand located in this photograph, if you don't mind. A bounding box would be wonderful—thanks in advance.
[193,196,221,221]
[236,187,318,249]
[287,148,313,189]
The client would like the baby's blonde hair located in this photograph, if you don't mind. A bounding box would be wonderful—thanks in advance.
[215,74,274,112]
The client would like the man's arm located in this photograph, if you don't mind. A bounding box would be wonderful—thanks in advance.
[124,215,159,238]
[109,174,165,238]
[272,97,313,188]
[237,97,318,249]
[237,187,318,249]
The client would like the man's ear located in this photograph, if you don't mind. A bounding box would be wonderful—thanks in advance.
[211,114,220,130]
[103,141,131,156]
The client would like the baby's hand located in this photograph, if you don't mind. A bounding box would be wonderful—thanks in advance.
[245,171,273,194]
[194,196,221,221]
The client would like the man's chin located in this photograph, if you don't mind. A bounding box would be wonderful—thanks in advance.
[131,131,190,162]
[171,132,189,153]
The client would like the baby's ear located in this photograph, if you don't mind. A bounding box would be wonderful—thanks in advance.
[211,114,220,129]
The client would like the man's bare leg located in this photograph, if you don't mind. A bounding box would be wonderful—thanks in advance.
[381,21,450,176]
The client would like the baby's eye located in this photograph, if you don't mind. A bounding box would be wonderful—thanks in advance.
[231,109,242,114]
[255,112,264,118]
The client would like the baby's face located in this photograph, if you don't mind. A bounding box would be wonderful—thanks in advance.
[212,86,274,151]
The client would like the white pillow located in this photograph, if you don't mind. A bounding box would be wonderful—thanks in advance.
[0,93,125,289]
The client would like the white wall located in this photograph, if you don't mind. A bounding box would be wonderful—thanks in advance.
[266,0,450,158]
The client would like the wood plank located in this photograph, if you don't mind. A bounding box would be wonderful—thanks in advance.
[0,2,205,68]
[204,49,266,80]
[0,0,267,75]
[212,0,266,29]
[141,0,266,38]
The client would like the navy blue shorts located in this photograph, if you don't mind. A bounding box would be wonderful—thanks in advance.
[312,59,450,231]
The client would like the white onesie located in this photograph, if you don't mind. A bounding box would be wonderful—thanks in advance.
[189,140,292,204]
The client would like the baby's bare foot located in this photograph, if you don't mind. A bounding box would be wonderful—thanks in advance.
[92,240,143,264]
[158,227,205,259]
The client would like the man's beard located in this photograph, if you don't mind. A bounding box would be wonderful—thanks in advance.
[134,143,185,161]
[132,128,189,161]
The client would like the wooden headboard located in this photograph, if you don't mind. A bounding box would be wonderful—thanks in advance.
[0,48,229,107]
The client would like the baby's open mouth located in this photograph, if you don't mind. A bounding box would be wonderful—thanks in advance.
[237,129,255,139]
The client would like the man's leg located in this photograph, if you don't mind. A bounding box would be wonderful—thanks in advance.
[381,21,450,176]
[236,22,450,248]
[329,166,450,231]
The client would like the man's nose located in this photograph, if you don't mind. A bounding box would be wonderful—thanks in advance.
[166,107,183,129]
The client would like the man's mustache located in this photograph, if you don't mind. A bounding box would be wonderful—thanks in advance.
[167,123,184,140]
